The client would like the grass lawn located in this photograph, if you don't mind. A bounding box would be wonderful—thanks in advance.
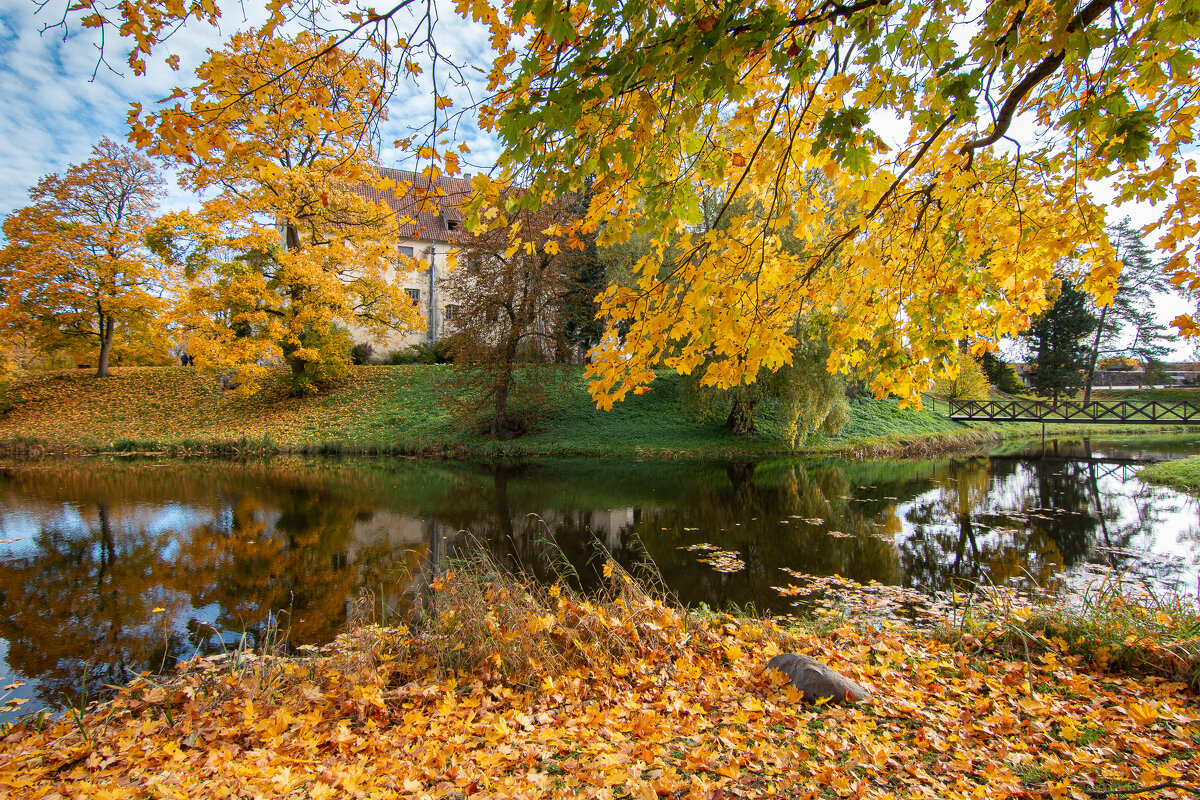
[1,365,1193,458]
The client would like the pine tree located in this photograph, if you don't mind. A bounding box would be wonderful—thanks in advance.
[1082,220,1173,402]
[1023,280,1099,404]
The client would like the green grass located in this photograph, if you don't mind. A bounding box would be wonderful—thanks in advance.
[0,365,1194,459]
[1138,455,1200,492]
[940,572,1200,689]
[1091,386,1200,403]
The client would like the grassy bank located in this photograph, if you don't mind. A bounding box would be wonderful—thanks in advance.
[0,365,1193,459]
[1139,456,1200,493]
[3,558,1198,799]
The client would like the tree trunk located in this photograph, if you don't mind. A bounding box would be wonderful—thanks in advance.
[726,392,757,435]
[491,334,521,436]
[96,314,115,377]
[492,370,512,436]
[1082,304,1108,404]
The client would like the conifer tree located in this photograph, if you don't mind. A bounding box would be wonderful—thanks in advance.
[1023,280,1100,404]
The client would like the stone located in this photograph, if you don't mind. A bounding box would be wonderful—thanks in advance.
[766,653,871,704]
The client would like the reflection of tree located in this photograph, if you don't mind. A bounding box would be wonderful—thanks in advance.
[0,503,186,709]
[899,451,1106,594]
[3,447,1193,715]
[0,463,432,711]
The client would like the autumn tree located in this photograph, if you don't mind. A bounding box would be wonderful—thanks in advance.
[478,0,1200,411]
[932,348,990,403]
[37,0,1200,408]
[138,31,422,394]
[0,138,166,377]
[442,193,583,436]
[1022,279,1099,404]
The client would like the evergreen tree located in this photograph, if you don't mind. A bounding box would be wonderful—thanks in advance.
[979,351,1025,395]
[557,180,605,364]
[1023,280,1099,404]
[1082,220,1173,402]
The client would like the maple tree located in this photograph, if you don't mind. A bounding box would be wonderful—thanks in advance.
[0,138,167,377]
[479,0,1200,410]
[139,31,422,394]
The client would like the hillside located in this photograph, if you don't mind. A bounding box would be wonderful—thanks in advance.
[0,365,992,458]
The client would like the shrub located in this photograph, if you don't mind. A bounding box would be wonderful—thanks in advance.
[350,342,375,365]
[385,341,454,365]
[1098,355,1139,371]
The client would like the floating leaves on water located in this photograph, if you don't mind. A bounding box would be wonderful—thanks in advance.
[698,550,745,573]
[682,543,745,572]
[826,530,853,539]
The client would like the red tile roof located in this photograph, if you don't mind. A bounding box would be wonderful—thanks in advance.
[357,167,473,243]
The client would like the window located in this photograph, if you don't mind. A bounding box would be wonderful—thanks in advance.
[405,288,421,306]
[446,219,459,232]
[445,304,461,322]
[398,246,414,258]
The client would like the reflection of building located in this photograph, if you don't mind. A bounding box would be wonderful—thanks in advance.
[354,169,472,353]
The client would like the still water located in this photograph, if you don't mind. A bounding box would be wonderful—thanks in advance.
[1,436,1198,718]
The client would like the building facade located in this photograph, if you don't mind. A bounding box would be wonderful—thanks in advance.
[354,167,472,355]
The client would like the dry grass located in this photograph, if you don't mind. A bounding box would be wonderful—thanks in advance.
[368,546,798,687]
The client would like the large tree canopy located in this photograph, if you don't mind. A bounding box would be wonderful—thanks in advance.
[479,0,1198,407]
[0,138,166,377]
[140,31,423,393]
[46,0,1200,405]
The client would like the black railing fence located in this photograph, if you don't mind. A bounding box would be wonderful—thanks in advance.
[948,399,1200,425]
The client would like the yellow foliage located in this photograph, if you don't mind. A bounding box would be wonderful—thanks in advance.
[135,31,422,392]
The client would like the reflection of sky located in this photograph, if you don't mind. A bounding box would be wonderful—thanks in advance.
[0,498,268,722]
[894,461,1200,596]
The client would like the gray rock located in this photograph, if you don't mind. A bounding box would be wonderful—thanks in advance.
[766,653,871,704]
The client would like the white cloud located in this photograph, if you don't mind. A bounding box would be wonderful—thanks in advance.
[0,0,501,222]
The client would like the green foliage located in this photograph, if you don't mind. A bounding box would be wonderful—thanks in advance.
[682,320,849,444]
[1022,280,1099,403]
[385,341,454,365]
[287,324,353,397]
[979,352,1025,395]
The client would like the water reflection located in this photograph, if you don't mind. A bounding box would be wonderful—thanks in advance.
[0,438,1197,718]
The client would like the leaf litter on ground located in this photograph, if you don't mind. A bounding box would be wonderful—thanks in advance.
[1,557,1198,799]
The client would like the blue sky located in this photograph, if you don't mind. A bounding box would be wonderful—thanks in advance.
[0,0,500,220]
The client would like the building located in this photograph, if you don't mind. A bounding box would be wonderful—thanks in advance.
[354,167,473,355]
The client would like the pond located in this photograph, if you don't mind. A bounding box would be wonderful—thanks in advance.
[2,435,1198,720]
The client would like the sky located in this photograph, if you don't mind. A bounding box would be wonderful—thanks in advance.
[0,0,1193,359]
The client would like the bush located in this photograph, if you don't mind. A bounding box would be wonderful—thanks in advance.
[350,342,375,365]
[1099,355,1138,371]
[384,341,454,365]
